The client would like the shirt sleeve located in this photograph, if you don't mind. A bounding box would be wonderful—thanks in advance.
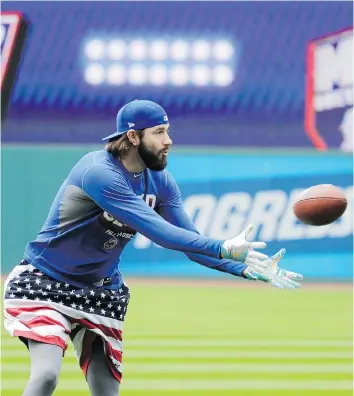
[158,171,247,278]
[81,165,223,259]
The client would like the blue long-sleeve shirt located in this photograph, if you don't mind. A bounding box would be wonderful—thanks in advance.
[24,150,246,288]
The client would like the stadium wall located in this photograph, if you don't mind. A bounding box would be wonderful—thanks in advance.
[2,146,352,279]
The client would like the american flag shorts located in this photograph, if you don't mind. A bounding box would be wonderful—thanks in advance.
[3,262,130,383]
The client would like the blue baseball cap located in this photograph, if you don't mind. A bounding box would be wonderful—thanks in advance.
[102,99,169,141]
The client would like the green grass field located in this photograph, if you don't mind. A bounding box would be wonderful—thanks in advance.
[1,280,353,395]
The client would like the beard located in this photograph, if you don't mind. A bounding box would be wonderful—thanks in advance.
[138,139,168,171]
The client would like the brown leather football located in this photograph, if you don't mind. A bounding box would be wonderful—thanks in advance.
[293,184,347,226]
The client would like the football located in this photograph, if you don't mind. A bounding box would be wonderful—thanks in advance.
[293,184,347,226]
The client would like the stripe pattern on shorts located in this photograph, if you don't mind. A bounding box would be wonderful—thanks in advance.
[4,264,130,382]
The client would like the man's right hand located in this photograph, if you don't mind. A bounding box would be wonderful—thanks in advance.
[220,224,269,273]
[243,248,303,289]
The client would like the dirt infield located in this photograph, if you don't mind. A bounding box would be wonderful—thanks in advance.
[124,277,353,291]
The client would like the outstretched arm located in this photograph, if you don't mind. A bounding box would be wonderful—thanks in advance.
[83,165,268,273]
[157,170,269,276]
[157,203,248,278]
[158,170,304,288]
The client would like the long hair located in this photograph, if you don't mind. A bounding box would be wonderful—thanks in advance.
[105,129,145,159]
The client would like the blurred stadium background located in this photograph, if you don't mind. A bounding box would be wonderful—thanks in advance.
[1,2,353,395]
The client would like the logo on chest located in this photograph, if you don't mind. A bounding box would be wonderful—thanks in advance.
[99,194,157,245]
[104,237,119,250]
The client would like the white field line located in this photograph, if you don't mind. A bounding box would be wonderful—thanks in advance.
[1,350,352,359]
[4,329,351,338]
[1,339,352,347]
[124,330,353,336]
[2,329,352,339]
[1,363,353,374]
[76,331,354,338]
[1,379,353,390]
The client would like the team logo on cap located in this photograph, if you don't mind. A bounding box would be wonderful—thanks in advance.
[164,116,168,121]
[128,122,135,128]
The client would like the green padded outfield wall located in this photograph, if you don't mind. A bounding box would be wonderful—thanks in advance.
[1,146,352,278]
[1,146,100,272]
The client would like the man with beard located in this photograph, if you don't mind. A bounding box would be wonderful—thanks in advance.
[3,100,303,396]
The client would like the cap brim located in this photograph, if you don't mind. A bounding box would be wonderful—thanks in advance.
[102,132,122,142]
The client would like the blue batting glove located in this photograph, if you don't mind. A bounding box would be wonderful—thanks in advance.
[243,248,304,289]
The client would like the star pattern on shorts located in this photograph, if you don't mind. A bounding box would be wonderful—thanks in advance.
[5,269,130,321]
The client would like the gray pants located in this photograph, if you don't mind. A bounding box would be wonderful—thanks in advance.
[22,338,120,396]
